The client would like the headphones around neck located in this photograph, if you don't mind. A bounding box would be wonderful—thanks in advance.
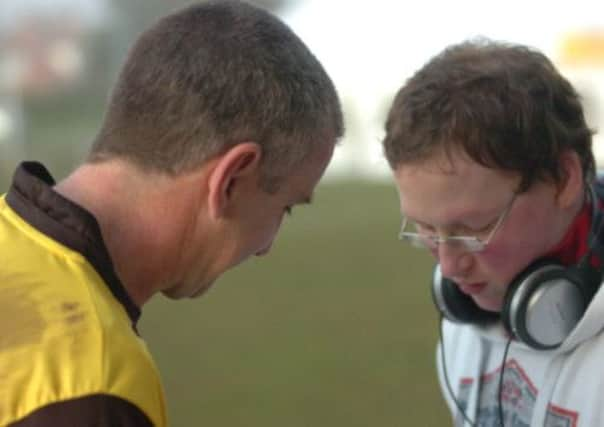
[432,185,604,350]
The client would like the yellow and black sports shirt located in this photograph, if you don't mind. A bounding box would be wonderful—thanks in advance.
[0,162,168,426]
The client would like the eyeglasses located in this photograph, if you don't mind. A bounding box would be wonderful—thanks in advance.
[398,193,517,253]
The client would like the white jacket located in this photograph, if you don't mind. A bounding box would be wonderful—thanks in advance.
[437,284,604,427]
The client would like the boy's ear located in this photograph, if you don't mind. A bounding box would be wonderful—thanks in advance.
[207,142,262,219]
[556,150,583,209]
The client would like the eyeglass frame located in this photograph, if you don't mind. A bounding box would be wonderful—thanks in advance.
[398,193,518,253]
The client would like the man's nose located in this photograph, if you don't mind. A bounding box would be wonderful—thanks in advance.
[437,241,473,279]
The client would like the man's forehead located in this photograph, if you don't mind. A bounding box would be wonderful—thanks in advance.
[396,159,518,220]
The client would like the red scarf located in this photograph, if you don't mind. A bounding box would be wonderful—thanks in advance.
[544,195,604,266]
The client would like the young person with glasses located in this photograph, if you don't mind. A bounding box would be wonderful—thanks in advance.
[383,38,602,426]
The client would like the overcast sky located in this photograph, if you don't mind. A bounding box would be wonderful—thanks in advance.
[281,0,604,177]
[283,0,602,90]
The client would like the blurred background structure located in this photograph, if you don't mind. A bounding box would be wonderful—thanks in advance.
[0,0,602,425]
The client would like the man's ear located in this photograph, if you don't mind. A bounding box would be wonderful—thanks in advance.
[556,150,584,209]
[207,143,262,219]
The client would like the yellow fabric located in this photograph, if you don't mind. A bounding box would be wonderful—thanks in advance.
[0,195,168,426]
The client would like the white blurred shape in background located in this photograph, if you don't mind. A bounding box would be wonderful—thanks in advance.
[0,0,107,31]
[282,0,604,180]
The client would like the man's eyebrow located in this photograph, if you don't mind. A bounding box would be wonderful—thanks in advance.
[407,213,494,230]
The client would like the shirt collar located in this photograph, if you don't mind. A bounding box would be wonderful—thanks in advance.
[5,161,141,328]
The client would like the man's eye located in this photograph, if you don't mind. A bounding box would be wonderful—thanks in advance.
[414,223,434,233]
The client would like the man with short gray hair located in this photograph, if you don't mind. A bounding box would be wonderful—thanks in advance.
[0,1,343,425]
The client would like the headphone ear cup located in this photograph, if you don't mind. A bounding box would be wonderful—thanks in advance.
[502,259,588,350]
[432,265,498,325]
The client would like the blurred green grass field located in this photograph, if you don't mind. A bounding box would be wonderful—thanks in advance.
[140,180,450,426]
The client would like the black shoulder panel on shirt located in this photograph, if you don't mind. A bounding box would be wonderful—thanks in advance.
[8,394,153,427]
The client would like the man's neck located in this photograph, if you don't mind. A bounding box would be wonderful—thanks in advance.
[54,161,176,306]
